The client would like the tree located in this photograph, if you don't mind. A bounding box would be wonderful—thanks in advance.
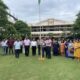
[14,20,31,38]
[48,33,54,37]
[73,11,80,38]
[0,0,9,39]
[0,0,31,39]
[0,0,18,39]
[6,23,17,35]
[0,0,8,27]
[0,0,15,38]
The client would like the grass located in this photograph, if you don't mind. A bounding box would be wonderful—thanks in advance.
[0,48,80,80]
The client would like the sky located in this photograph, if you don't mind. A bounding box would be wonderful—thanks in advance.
[3,0,80,23]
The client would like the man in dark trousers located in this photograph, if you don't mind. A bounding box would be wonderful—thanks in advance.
[37,38,41,56]
[23,37,30,56]
[31,38,37,56]
[45,37,52,59]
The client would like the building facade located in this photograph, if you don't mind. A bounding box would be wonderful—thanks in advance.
[30,19,73,38]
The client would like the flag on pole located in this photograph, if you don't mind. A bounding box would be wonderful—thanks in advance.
[38,0,41,5]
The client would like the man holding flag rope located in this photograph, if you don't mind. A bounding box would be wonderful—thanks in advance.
[38,0,45,60]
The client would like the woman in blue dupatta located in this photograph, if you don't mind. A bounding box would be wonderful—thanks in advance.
[52,40,60,56]
[65,40,69,58]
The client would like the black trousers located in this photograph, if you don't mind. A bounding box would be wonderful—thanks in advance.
[24,46,30,56]
[38,45,41,55]
[46,46,51,59]
[53,49,59,56]
[15,49,20,58]
[32,46,36,56]
[6,47,8,55]
[20,46,22,53]
[42,47,46,58]
[8,46,13,54]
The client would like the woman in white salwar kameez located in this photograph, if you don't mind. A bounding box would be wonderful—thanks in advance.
[67,40,74,59]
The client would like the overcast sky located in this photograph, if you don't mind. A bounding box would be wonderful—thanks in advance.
[3,0,80,23]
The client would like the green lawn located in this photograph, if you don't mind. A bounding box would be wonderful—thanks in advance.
[0,48,80,80]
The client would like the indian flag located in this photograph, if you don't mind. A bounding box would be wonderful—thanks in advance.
[38,0,41,5]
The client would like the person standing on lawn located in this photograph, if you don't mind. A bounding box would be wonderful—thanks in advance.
[45,37,52,59]
[41,37,46,58]
[65,40,69,58]
[67,40,74,58]
[14,39,21,58]
[74,39,80,61]
[37,38,42,56]
[23,37,31,56]
[7,37,14,54]
[52,40,60,56]
[60,40,65,56]
[1,39,8,55]
[31,38,37,56]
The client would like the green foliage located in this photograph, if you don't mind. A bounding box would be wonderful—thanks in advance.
[0,0,8,9]
[0,0,31,39]
[73,12,80,35]
[0,0,10,39]
[6,24,17,35]
[47,33,54,37]
[0,22,17,39]
[72,12,80,38]
[0,0,8,27]
[14,20,31,38]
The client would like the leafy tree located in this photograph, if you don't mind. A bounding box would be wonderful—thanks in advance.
[0,0,8,27]
[0,0,18,39]
[73,12,80,38]
[48,33,54,37]
[0,0,31,39]
[14,20,31,38]
[6,23,17,35]
[0,0,9,39]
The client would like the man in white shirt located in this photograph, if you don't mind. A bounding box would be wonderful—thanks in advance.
[14,39,21,58]
[23,37,31,56]
[31,38,37,56]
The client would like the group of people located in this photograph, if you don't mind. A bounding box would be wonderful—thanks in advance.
[0,37,80,61]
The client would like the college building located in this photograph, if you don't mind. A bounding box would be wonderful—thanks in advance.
[30,18,73,38]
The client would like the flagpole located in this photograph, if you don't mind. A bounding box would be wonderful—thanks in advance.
[38,0,44,60]
[38,0,41,39]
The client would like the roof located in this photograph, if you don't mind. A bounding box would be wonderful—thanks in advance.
[31,18,73,26]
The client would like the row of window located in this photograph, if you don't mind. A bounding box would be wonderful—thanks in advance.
[32,27,72,29]
[32,33,70,36]
[32,28,72,32]
[32,25,72,28]
[31,25,73,32]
